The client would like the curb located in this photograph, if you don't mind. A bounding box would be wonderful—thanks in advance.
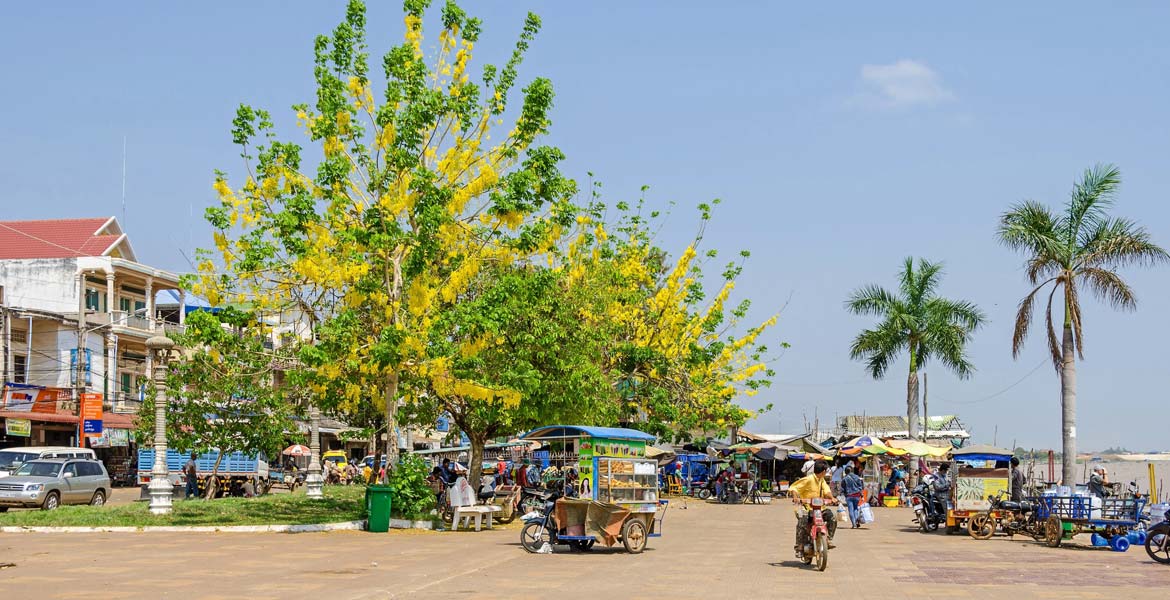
[0,518,437,533]
[0,520,367,534]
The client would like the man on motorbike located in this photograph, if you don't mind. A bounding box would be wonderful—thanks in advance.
[931,462,951,517]
[790,460,838,551]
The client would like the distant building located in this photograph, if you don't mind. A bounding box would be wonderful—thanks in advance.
[836,414,970,444]
[0,217,184,450]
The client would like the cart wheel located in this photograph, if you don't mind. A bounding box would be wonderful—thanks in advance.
[497,504,516,524]
[1044,516,1063,548]
[968,513,995,540]
[570,540,594,551]
[622,518,648,554]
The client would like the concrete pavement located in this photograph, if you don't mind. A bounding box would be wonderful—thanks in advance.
[2,498,1167,599]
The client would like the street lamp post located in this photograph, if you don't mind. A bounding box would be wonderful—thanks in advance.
[146,335,175,515]
[305,405,324,499]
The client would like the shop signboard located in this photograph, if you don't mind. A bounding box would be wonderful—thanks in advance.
[81,393,104,435]
[90,428,129,448]
[589,437,646,458]
[5,418,31,437]
[955,467,1009,511]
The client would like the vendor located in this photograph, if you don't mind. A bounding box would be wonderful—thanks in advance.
[1088,465,1109,498]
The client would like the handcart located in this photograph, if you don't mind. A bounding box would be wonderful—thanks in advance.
[1032,494,1147,552]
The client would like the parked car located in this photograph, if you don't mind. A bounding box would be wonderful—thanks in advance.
[322,450,349,470]
[0,458,111,510]
[0,447,97,478]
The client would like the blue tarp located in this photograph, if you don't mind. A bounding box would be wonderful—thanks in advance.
[519,425,656,442]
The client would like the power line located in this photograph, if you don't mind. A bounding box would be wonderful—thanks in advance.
[951,359,1049,405]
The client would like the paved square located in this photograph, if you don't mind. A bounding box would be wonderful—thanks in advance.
[2,499,1167,599]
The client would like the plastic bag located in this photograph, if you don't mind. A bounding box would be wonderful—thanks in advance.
[859,502,875,524]
[448,476,474,507]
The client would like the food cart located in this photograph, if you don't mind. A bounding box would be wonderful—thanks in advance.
[518,425,668,553]
[945,444,1012,534]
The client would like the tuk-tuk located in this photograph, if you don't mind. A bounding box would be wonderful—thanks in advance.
[945,444,1013,534]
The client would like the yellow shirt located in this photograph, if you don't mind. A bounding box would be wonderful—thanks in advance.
[789,474,832,501]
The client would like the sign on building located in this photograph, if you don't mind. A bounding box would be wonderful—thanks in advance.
[81,393,104,435]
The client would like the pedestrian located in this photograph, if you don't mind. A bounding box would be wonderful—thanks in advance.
[842,465,865,527]
[184,452,199,499]
[830,462,844,497]
[1088,465,1109,499]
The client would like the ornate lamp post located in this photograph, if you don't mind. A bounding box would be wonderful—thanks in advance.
[146,335,176,515]
[305,405,324,499]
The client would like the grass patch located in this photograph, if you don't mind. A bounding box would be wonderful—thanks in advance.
[0,485,368,528]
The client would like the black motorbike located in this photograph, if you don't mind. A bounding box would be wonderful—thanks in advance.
[1146,510,1170,564]
[909,476,947,533]
[967,490,1044,540]
[519,488,594,553]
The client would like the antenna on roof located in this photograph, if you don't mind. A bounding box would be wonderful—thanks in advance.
[121,135,127,228]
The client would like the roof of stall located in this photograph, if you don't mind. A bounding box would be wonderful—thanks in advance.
[519,425,656,442]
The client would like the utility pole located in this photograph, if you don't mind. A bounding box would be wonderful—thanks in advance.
[76,272,88,448]
[1,285,7,385]
[921,372,928,442]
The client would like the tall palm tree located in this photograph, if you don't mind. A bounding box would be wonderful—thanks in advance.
[998,164,1167,486]
[847,258,986,451]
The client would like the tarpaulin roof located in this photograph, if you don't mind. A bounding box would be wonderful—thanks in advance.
[950,444,1013,461]
[519,425,656,442]
[886,439,951,457]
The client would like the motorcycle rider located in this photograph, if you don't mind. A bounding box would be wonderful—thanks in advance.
[931,462,951,517]
[1010,457,1026,502]
[790,460,838,552]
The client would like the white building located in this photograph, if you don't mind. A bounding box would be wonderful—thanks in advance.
[0,217,184,447]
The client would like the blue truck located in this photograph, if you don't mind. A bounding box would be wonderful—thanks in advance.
[137,449,269,497]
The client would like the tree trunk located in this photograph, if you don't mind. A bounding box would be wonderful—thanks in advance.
[382,370,400,483]
[468,435,486,497]
[1060,323,1077,486]
[204,450,224,500]
[906,354,920,481]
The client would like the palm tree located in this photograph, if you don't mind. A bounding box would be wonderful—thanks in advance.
[998,164,1168,486]
[846,258,986,452]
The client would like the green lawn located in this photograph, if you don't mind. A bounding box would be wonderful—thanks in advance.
[0,486,367,528]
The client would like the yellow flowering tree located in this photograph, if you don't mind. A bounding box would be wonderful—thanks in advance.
[565,194,781,441]
[196,0,576,471]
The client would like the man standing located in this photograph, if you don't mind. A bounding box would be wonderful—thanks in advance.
[789,460,838,552]
[1010,457,1027,502]
[1088,465,1109,499]
[184,452,199,499]
[842,465,865,528]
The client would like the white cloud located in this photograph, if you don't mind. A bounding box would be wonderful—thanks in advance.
[853,59,955,109]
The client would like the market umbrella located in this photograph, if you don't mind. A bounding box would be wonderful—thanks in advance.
[838,435,895,455]
[886,439,950,457]
[282,444,312,457]
[749,442,797,462]
[646,445,677,466]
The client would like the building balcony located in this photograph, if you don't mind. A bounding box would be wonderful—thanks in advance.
[85,311,184,336]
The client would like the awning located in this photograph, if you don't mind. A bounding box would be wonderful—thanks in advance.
[519,425,655,442]
[886,439,951,457]
[0,410,137,429]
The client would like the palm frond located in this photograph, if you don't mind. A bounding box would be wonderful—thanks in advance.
[845,284,901,317]
[922,319,976,379]
[998,201,1067,272]
[924,296,986,332]
[1077,267,1136,312]
[1066,276,1084,359]
[1078,217,1170,269]
[1011,279,1055,358]
[1043,283,1062,373]
[1025,256,1062,284]
[1066,164,1120,242]
[849,318,904,379]
[909,258,944,306]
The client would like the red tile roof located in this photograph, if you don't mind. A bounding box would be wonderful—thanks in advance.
[0,218,125,260]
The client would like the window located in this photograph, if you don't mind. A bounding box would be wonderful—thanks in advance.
[13,355,27,384]
[63,463,79,477]
[120,297,132,312]
[80,462,103,476]
[85,288,103,312]
[120,372,133,394]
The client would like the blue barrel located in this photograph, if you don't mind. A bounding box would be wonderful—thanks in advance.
[1110,536,1130,552]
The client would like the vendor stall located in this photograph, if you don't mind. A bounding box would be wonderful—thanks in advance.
[945,444,1012,534]
[518,425,668,553]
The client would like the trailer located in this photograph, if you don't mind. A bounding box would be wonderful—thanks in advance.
[137,449,269,498]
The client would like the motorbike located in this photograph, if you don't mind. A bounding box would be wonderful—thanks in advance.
[1145,510,1170,564]
[909,474,947,533]
[519,489,595,553]
[795,497,830,571]
[968,490,1044,540]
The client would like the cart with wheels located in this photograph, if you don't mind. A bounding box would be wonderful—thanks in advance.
[518,425,667,553]
[946,445,1013,535]
[1032,494,1147,552]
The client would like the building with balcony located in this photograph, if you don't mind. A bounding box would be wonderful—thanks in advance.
[0,217,185,451]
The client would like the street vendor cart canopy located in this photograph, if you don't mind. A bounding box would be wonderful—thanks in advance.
[949,444,1013,461]
[519,425,656,442]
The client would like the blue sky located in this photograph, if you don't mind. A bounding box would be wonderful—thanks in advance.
[2,2,1168,450]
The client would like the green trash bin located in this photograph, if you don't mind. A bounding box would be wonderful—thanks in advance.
[366,485,393,532]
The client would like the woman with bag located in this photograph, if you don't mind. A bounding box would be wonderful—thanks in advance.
[842,465,866,528]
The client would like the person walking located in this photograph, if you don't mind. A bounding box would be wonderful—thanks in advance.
[842,465,866,528]
[184,452,199,499]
